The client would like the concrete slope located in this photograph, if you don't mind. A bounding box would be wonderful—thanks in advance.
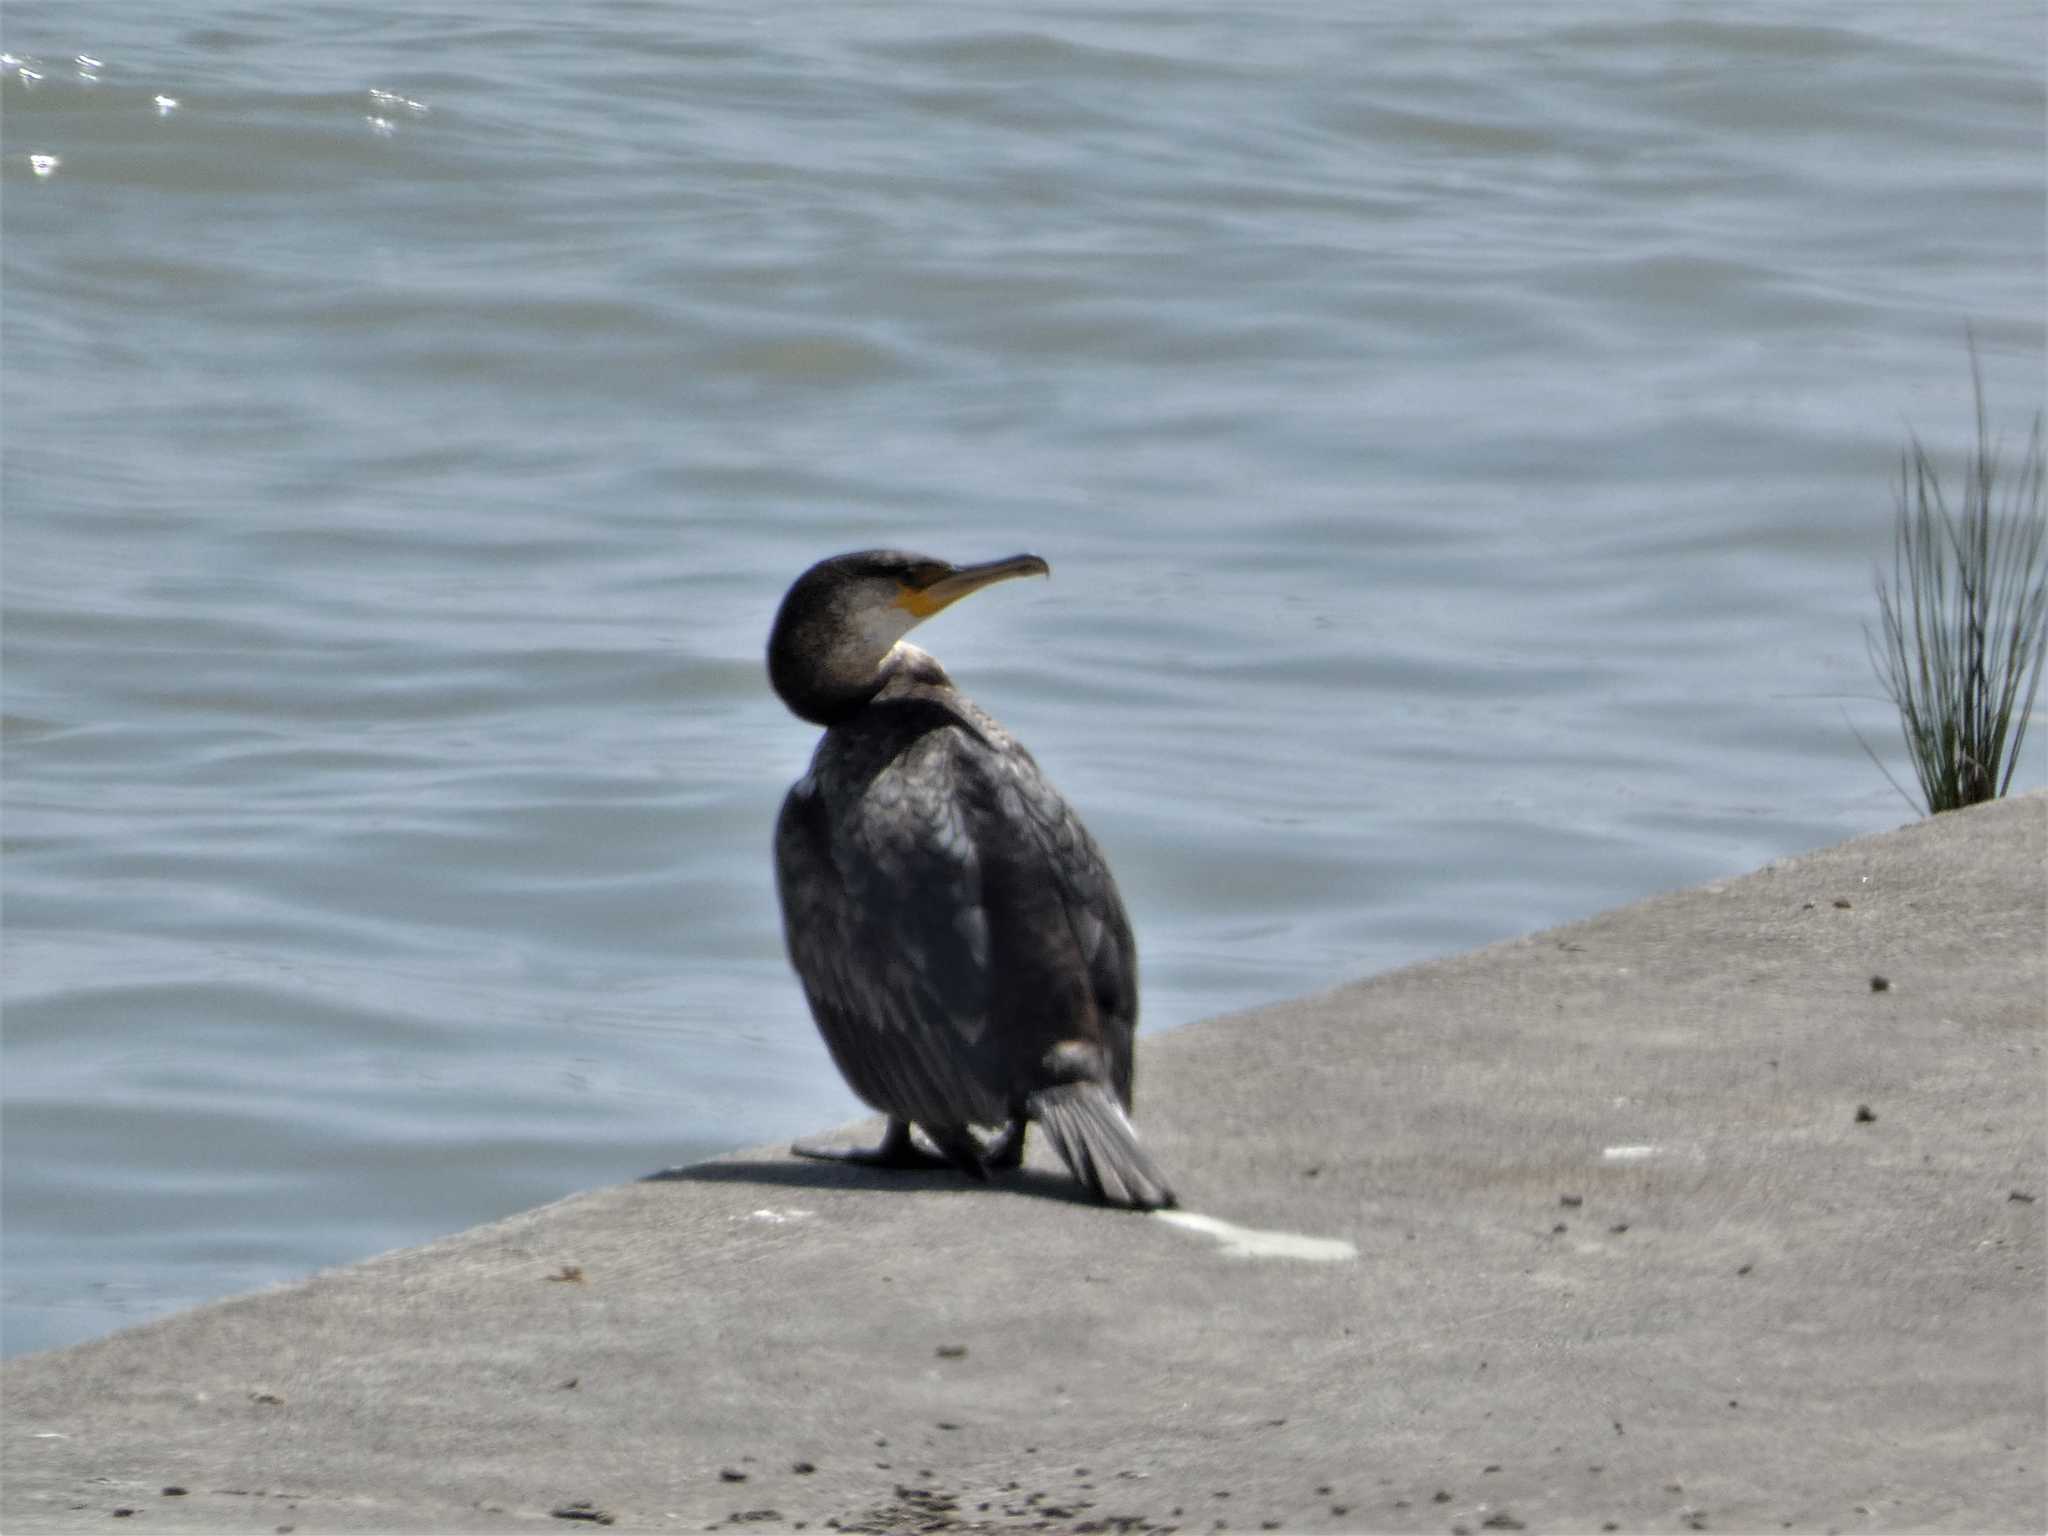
[6,794,2043,1534]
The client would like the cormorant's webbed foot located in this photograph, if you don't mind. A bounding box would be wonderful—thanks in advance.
[791,1117,987,1179]
[982,1117,1028,1171]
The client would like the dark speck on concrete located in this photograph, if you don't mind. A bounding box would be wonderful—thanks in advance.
[792,1461,816,1475]
[935,1344,967,1358]
[719,1468,748,1483]
[161,1486,188,1496]
[1434,1490,1453,1503]
[1870,975,1890,992]
[2009,1190,2036,1203]
[1856,1105,1877,1123]
[1482,1514,1526,1531]
[1560,1194,1583,1207]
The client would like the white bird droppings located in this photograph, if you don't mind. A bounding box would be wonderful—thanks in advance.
[1154,1209,1357,1262]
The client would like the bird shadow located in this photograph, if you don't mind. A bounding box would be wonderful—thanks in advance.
[641,1155,1104,1209]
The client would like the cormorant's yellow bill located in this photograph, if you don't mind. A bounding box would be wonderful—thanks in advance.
[894,553,1050,620]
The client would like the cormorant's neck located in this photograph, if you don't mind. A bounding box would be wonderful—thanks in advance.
[768,642,878,726]
[770,637,952,728]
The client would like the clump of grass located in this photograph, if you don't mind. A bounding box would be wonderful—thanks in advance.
[1864,351,2047,814]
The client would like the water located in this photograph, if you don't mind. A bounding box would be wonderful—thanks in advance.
[3,1,2041,1358]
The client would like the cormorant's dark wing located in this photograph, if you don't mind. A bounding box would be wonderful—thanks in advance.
[970,723,1140,1106]
[957,711,1165,1204]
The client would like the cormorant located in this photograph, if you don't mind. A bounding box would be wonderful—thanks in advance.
[769,550,1175,1210]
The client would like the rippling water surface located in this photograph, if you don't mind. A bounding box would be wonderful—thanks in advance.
[3,1,2042,1355]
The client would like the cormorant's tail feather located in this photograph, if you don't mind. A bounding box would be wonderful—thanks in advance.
[1027,1082,1175,1211]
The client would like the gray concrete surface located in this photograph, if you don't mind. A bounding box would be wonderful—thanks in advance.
[6,794,2044,1535]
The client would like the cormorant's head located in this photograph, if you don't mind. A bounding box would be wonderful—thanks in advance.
[768,549,1050,725]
